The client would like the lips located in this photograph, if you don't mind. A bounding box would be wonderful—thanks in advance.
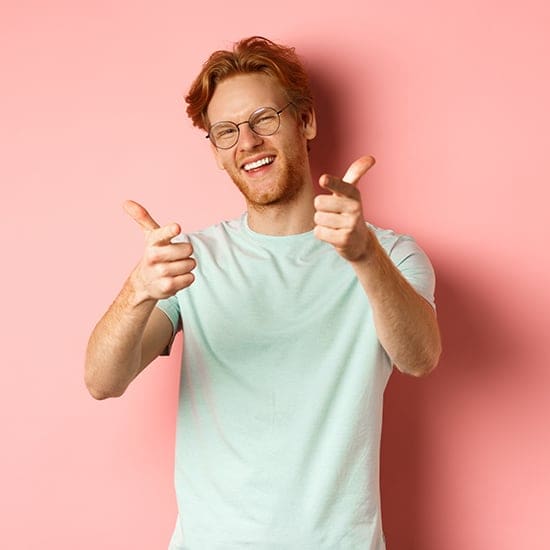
[242,155,275,172]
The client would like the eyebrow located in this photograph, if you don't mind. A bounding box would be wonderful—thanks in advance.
[208,104,280,127]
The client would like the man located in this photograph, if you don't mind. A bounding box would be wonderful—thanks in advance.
[85,36,441,549]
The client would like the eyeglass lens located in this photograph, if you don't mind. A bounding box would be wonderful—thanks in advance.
[209,106,283,149]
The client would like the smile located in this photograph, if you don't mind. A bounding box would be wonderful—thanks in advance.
[243,156,275,172]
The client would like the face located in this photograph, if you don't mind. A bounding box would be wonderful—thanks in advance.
[206,73,316,209]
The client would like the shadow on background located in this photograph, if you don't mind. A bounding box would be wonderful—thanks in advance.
[380,262,521,549]
[306,56,372,189]
[299,53,525,548]
[308,63,346,185]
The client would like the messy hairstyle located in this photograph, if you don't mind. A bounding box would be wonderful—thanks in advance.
[186,36,314,131]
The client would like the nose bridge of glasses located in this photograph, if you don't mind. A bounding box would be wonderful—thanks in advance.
[236,119,254,133]
[236,118,263,145]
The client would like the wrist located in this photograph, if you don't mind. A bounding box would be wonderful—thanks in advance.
[124,269,157,309]
[349,225,378,264]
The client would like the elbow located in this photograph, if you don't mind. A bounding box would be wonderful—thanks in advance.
[88,389,109,400]
[398,359,437,378]
[413,326,443,377]
[397,341,442,378]
[84,354,129,400]
[87,386,124,400]
[416,343,442,377]
[408,358,439,378]
[84,372,126,400]
[86,383,124,400]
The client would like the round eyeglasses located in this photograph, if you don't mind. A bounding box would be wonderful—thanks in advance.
[206,103,293,150]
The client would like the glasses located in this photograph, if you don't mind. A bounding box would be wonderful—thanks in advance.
[206,103,293,149]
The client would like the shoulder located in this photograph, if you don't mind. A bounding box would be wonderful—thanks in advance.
[368,222,434,274]
[368,223,421,256]
[368,223,436,306]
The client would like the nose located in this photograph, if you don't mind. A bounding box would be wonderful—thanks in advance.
[237,123,263,150]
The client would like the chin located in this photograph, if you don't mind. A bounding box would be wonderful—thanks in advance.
[245,184,304,209]
[235,174,305,209]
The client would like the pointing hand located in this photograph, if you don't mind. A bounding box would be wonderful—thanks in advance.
[313,156,376,262]
[123,200,196,302]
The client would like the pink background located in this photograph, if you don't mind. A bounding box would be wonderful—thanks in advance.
[2,1,549,548]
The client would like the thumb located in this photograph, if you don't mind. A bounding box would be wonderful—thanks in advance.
[342,155,376,186]
[123,200,161,232]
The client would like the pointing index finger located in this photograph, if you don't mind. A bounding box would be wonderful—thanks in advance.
[123,200,161,231]
[342,155,376,186]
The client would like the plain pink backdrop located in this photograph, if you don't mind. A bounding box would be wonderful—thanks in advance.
[1,1,549,548]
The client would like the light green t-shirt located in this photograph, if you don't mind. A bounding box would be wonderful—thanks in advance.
[157,214,435,550]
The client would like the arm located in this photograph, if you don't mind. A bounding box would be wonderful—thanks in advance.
[348,238,441,376]
[313,156,442,376]
[84,201,195,399]
[85,287,174,400]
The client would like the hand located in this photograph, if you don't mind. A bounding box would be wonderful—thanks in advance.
[123,200,196,302]
[313,155,376,262]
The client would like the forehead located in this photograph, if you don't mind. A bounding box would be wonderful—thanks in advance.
[207,73,287,124]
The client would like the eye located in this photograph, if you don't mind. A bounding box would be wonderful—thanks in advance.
[253,113,277,127]
[213,125,237,140]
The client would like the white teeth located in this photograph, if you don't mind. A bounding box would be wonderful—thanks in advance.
[244,156,274,171]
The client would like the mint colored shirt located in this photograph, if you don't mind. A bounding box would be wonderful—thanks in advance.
[157,214,435,550]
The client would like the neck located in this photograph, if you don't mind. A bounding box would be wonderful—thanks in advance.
[246,182,316,236]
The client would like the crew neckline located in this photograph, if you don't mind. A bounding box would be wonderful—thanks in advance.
[241,213,315,245]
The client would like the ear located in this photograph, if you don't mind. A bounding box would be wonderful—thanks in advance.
[300,107,317,140]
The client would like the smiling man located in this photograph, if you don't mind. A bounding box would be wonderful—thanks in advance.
[85,36,441,549]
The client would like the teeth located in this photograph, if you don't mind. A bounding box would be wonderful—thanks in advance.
[244,156,274,171]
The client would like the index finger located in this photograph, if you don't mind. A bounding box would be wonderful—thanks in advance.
[342,155,376,185]
[123,200,161,231]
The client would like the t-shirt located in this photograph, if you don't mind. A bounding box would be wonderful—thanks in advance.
[156,213,435,550]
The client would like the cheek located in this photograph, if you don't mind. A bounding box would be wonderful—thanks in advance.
[281,134,308,163]
[214,150,229,171]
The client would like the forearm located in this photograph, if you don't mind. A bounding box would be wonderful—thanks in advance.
[314,156,441,375]
[85,276,157,399]
[351,236,442,376]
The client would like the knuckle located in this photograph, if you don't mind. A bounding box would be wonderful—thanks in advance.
[145,228,161,246]
[175,243,190,259]
[145,246,161,264]
[174,273,194,292]
[155,263,169,278]
[158,224,173,240]
[337,231,351,245]
[158,278,175,295]
[178,259,195,275]
[334,233,344,246]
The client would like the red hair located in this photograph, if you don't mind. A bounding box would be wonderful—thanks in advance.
[186,36,314,131]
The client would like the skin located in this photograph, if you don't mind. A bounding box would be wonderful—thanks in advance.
[85,72,441,399]
[207,73,318,236]
[84,202,196,398]
[315,156,441,376]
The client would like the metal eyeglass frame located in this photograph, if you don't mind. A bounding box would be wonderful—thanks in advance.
[206,103,294,150]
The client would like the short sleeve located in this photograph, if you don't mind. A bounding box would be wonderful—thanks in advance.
[155,295,182,356]
[371,225,436,309]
